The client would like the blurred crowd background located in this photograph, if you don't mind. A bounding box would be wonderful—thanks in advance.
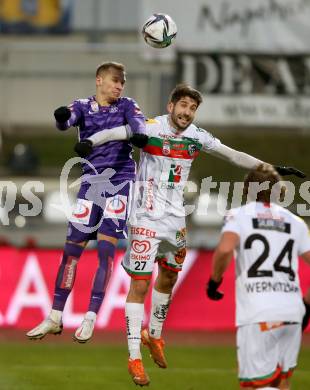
[0,0,309,248]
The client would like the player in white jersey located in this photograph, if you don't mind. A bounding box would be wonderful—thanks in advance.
[206,164,310,389]
[75,84,305,386]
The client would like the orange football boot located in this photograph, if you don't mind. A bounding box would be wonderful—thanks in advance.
[141,329,167,368]
[128,358,150,386]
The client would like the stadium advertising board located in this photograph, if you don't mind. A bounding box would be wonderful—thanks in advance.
[177,53,310,127]
[142,0,310,52]
[0,0,71,33]
[0,248,309,331]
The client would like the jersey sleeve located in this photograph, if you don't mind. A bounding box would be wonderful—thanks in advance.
[124,98,146,134]
[199,128,222,153]
[68,100,84,127]
[56,100,83,130]
[221,209,241,236]
[298,220,310,255]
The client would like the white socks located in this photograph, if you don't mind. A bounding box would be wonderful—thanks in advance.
[125,303,144,360]
[125,290,171,359]
[149,289,171,339]
[50,309,62,323]
[85,311,97,321]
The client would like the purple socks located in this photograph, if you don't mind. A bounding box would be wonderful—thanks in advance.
[88,240,115,313]
[52,243,84,311]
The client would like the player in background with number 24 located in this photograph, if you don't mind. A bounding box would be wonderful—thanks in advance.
[207,164,310,390]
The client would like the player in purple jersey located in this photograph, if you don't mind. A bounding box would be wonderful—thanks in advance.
[26,61,147,343]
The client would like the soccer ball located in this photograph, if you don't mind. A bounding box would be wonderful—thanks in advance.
[142,13,177,49]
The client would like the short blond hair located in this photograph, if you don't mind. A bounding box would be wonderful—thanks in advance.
[244,163,285,203]
[96,62,125,77]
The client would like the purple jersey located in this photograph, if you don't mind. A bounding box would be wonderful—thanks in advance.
[56,96,146,181]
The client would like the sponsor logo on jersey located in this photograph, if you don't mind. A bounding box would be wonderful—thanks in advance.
[131,227,156,238]
[104,195,127,220]
[162,140,170,155]
[188,144,197,156]
[169,164,182,183]
[160,182,183,190]
[172,143,185,150]
[159,132,178,139]
[109,106,118,113]
[131,239,151,254]
[145,178,154,211]
[90,101,99,112]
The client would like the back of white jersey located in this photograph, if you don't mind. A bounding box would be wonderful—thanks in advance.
[222,202,310,326]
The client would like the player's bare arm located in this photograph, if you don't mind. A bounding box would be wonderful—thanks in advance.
[206,232,239,300]
[301,251,310,331]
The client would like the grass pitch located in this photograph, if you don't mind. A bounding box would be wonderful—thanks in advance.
[0,338,310,390]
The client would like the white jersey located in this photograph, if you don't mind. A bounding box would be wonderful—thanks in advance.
[222,202,310,326]
[129,114,221,226]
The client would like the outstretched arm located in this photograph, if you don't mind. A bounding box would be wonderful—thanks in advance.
[208,143,306,177]
[208,143,263,169]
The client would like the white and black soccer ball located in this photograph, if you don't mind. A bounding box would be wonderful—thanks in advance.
[142,13,177,49]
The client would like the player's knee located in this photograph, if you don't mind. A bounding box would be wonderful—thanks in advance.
[160,267,178,289]
[278,378,290,390]
[130,279,150,299]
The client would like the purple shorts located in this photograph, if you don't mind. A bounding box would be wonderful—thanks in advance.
[67,180,133,242]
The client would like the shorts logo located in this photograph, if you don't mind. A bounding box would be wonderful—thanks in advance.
[73,205,90,219]
[132,240,151,254]
[104,195,127,220]
[176,228,186,245]
[70,199,93,224]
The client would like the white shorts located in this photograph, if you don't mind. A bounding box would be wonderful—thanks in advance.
[122,219,186,279]
[237,322,301,388]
